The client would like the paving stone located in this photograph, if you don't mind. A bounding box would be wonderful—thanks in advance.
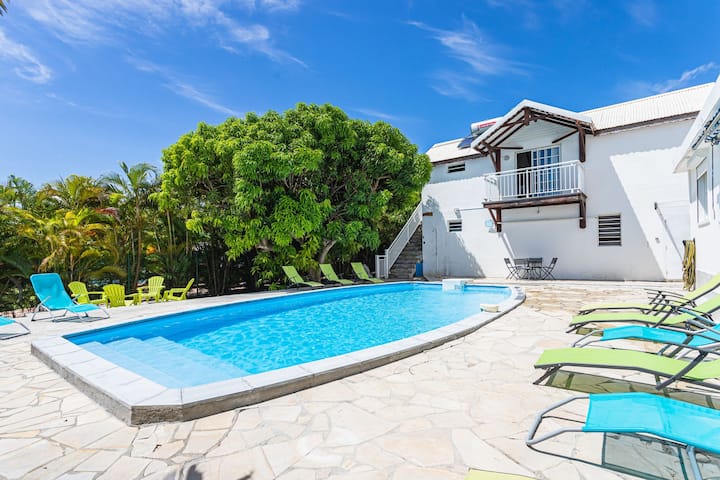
[95,456,150,480]
[0,439,63,479]
[183,429,226,455]
[375,430,455,467]
[76,449,126,472]
[325,404,397,447]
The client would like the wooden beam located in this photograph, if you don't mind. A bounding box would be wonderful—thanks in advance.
[492,123,526,149]
[577,121,586,163]
[579,196,587,228]
[490,148,501,172]
[523,107,531,126]
[489,208,502,233]
[483,193,586,210]
[552,130,577,144]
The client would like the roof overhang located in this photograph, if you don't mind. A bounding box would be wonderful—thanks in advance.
[471,100,595,156]
[675,76,720,173]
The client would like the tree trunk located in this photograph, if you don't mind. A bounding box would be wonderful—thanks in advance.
[317,240,337,265]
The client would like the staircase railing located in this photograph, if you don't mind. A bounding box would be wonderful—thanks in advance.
[375,202,422,278]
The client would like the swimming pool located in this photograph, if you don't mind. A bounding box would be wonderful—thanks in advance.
[68,283,511,388]
[32,282,524,424]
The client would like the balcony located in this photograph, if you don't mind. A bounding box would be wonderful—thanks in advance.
[482,160,587,231]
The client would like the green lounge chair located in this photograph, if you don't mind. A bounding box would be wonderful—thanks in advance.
[534,344,720,390]
[319,264,354,286]
[0,316,30,340]
[282,266,324,289]
[30,273,109,321]
[527,393,720,480]
[102,284,140,307]
[350,262,383,283]
[567,294,720,333]
[137,275,165,302]
[578,273,720,314]
[163,278,195,301]
[68,281,107,306]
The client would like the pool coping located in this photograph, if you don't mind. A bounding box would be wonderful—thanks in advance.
[31,281,525,425]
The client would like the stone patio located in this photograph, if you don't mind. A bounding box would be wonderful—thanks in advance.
[0,280,716,479]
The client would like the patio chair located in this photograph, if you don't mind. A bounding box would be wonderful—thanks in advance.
[540,257,557,280]
[533,342,720,390]
[578,272,720,315]
[163,278,195,301]
[503,258,522,279]
[0,316,30,340]
[137,275,165,302]
[68,281,106,305]
[567,294,720,333]
[526,393,720,480]
[282,266,324,289]
[102,284,140,307]
[350,262,384,283]
[319,264,354,286]
[30,273,109,321]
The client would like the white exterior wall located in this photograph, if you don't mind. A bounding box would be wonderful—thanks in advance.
[686,142,720,284]
[422,119,693,280]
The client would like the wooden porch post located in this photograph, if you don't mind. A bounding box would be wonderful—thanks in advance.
[577,122,586,163]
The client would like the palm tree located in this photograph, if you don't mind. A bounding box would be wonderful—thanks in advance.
[40,175,106,212]
[103,162,159,288]
[0,1,8,16]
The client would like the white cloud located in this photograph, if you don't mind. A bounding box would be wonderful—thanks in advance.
[409,19,522,77]
[623,63,719,97]
[625,0,657,28]
[18,0,304,65]
[0,28,53,83]
[126,56,241,117]
[409,19,522,99]
[352,108,400,122]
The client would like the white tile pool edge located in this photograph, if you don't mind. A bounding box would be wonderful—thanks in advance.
[31,283,525,425]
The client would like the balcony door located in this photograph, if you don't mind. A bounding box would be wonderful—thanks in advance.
[516,147,560,198]
[516,152,532,197]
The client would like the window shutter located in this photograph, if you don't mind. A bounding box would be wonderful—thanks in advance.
[598,215,621,246]
[447,162,466,173]
[448,219,463,232]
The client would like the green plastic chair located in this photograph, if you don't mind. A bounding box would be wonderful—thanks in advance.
[319,264,354,286]
[527,393,720,480]
[568,294,720,333]
[350,262,383,283]
[578,272,720,314]
[68,281,107,305]
[137,275,165,302]
[163,278,195,301]
[534,344,720,390]
[102,284,140,308]
[282,266,323,289]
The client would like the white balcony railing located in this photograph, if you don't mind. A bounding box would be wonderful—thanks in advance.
[483,160,585,203]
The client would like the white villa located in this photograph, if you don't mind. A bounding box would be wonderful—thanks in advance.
[675,75,720,285]
[418,83,713,281]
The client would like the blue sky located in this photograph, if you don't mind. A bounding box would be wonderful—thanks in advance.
[1,0,719,187]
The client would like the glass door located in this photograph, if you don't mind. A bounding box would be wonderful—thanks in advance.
[531,147,560,196]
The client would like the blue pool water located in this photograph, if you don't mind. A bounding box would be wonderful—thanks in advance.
[68,283,511,388]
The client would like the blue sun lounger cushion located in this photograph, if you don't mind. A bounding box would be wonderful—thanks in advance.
[574,324,720,349]
[527,393,720,480]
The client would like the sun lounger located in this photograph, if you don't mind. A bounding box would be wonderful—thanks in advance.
[350,262,383,283]
[282,266,324,289]
[534,343,720,390]
[163,278,195,301]
[527,393,720,480]
[573,324,720,351]
[319,264,354,286]
[0,316,30,339]
[30,273,109,321]
[578,273,720,314]
[567,294,720,333]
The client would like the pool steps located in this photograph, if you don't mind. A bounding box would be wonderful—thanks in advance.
[82,336,249,387]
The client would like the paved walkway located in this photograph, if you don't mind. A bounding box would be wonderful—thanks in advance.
[0,280,715,479]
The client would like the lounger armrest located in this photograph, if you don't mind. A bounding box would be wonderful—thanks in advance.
[526,395,589,446]
[677,307,716,326]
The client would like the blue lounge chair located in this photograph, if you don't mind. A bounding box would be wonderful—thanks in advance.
[573,324,720,351]
[527,393,720,480]
[30,273,109,321]
[0,316,30,339]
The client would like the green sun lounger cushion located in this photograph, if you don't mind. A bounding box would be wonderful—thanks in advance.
[319,264,353,285]
[282,266,323,288]
[350,262,383,283]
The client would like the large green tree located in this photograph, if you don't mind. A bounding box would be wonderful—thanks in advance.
[159,103,430,288]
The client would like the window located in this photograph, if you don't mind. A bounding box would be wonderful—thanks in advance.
[447,162,466,173]
[516,146,561,197]
[448,219,462,232]
[598,214,621,246]
[697,170,709,223]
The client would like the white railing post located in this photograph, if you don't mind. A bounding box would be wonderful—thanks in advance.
[482,161,583,202]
